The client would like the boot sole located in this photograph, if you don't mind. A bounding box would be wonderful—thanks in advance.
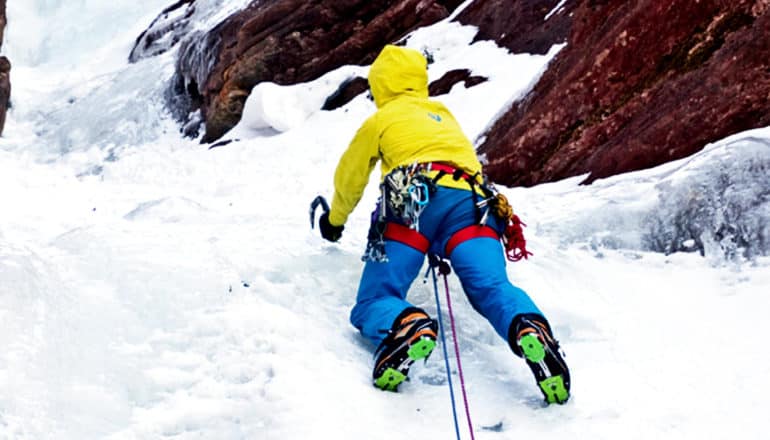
[519,334,569,404]
[374,336,436,391]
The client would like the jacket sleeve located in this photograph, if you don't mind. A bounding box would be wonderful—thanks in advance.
[328,115,381,226]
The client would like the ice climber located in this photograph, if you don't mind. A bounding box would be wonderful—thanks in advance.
[317,44,570,404]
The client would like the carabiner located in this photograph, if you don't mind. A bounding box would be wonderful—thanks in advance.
[409,182,430,207]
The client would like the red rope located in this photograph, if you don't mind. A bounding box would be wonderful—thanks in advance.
[503,214,533,262]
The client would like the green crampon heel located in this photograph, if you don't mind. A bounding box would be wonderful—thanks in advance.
[539,376,569,404]
[518,332,570,404]
[373,336,436,391]
[374,367,407,391]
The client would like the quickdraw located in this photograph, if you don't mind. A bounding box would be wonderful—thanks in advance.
[384,164,433,229]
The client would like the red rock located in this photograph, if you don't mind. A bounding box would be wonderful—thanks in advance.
[0,1,9,137]
[321,77,369,111]
[170,0,465,142]
[456,0,575,55]
[428,69,488,96]
[478,0,770,186]
[0,0,6,49]
[0,56,10,137]
[320,69,489,111]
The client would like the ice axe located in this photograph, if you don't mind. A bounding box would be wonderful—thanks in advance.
[309,195,330,229]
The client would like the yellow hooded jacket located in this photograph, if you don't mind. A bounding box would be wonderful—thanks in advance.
[328,45,483,226]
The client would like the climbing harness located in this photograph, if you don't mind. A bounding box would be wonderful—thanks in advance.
[361,162,532,263]
[426,255,476,440]
[426,162,492,225]
[426,164,533,262]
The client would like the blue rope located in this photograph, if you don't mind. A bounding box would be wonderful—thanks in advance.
[430,264,462,440]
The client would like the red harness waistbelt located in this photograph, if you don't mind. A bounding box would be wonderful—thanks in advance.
[428,162,475,180]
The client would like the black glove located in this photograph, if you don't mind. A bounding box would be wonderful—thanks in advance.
[319,212,344,242]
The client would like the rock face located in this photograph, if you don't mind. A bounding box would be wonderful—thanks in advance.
[478,0,770,186]
[0,0,9,137]
[456,0,575,55]
[428,69,487,96]
[142,0,571,141]
[0,56,9,136]
[321,77,369,111]
[0,0,6,49]
[140,0,770,183]
[319,69,488,111]
[167,0,466,142]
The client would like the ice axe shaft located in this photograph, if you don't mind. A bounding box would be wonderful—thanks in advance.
[309,195,330,229]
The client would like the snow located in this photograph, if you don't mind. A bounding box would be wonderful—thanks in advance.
[230,66,369,136]
[545,0,569,21]
[1,2,769,439]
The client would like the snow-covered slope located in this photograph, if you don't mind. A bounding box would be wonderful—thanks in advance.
[1,2,769,439]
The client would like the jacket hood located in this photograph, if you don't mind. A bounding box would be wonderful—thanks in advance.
[368,45,428,108]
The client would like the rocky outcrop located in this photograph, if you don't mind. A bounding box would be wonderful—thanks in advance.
[141,0,570,141]
[478,0,770,186]
[428,69,487,96]
[319,69,488,111]
[0,0,9,137]
[321,77,369,111]
[0,56,9,136]
[0,0,6,50]
[169,0,466,142]
[144,0,770,178]
[456,0,576,55]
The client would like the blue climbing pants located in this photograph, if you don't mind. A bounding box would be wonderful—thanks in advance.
[350,186,543,348]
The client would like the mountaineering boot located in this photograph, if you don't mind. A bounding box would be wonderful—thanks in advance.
[509,314,571,404]
[373,308,438,391]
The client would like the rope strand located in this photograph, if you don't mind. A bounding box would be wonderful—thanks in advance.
[430,264,462,440]
[431,257,476,440]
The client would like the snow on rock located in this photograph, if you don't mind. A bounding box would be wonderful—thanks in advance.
[230,65,369,137]
[128,0,196,63]
[172,0,463,143]
[502,127,770,263]
[644,129,770,261]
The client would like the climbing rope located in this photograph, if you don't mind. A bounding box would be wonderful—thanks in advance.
[490,193,533,262]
